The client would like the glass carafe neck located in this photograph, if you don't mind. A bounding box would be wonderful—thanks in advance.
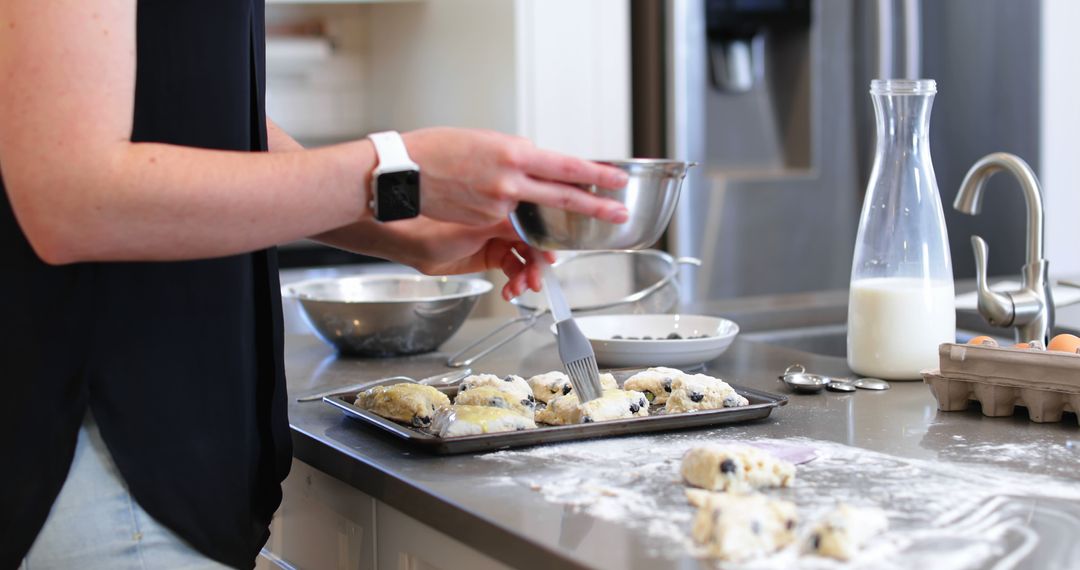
[871,79,936,152]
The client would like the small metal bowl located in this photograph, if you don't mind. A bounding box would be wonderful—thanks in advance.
[509,159,697,250]
[284,275,492,357]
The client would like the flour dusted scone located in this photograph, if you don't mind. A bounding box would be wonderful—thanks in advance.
[666,373,749,413]
[681,445,795,492]
[526,371,618,405]
[453,385,535,418]
[688,490,798,562]
[458,373,534,403]
[535,389,649,425]
[431,405,537,437]
[356,383,451,428]
[624,367,685,405]
[803,504,888,560]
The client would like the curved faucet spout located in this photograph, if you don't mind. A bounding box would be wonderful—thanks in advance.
[953,152,1044,264]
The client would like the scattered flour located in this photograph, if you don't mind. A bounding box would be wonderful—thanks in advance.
[478,434,1080,568]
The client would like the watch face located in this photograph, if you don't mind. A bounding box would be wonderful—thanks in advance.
[375,170,421,221]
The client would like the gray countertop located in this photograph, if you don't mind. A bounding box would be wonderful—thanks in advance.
[282,285,1080,570]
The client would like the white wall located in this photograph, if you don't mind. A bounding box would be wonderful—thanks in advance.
[1041,0,1080,277]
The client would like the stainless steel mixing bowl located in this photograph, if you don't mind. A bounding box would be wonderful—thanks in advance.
[509,159,697,250]
[284,275,492,357]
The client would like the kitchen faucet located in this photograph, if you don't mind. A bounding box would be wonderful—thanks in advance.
[953,152,1053,345]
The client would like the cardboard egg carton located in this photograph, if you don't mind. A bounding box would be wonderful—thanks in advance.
[922,343,1080,423]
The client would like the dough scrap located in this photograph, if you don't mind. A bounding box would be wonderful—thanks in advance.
[803,504,888,560]
[689,490,798,562]
[356,383,450,427]
[535,388,649,425]
[681,445,795,492]
[453,385,535,418]
[665,373,749,413]
[624,366,685,405]
[527,371,618,405]
[431,405,537,437]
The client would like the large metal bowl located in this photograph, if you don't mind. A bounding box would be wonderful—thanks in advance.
[509,159,696,250]
[284,275,492,357]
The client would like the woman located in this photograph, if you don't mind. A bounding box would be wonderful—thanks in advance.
[0,1,627,568]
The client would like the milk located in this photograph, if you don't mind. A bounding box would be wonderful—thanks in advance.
[847,277,955,380]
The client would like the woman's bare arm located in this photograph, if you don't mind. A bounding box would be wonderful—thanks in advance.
[0,0,626,266]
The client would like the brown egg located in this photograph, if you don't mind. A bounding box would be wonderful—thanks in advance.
[1012,340,1046,350]
[967,336,998,347]
[1047,334,1080,355]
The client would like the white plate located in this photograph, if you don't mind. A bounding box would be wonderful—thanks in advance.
[552,314,740,368]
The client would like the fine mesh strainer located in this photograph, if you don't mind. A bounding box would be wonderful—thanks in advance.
[445,249,700,367]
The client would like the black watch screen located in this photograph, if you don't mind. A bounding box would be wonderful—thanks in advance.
[374,170,421,222]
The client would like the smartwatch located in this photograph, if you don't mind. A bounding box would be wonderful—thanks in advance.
[367,131,421,222]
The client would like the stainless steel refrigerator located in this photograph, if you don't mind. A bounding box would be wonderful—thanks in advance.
[633,0,1040,303]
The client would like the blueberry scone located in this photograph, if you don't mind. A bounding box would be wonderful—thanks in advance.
[623,366,685,405]
[803,504,888,560]
[431,405,537,437]
[458,373,534,402]
[665,373,749,413]
[356,383,451,428]
[681,445,795,492]
[687,490,798,562]
[535,389,649,425]
[526,371,618,405]
[453,385,536,418]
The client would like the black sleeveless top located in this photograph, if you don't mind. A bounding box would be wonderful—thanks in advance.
[0,1,291,568]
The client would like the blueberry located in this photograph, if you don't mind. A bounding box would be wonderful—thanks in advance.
[562,384,572,395]
[612,335,623,340]
[583,417,594,423]
[413,416,431,427]
[723,395,741,407]
[639,398,647,408]
[689,392,705,403]
[503,375,514,382]
[750,521,762,535]
[719,458,737,473]
[666,332,682,340]
[629,403,640,413]
[810,533,821,550]
[786,519,796,531]
[643,391,655,402]
[459,385,468,391]
[521,398,533,408]
[642,336,653,340]
[527,394,535,402]
[663,378,673,392]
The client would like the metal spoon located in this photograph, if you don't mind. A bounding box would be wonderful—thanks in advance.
[851,377,890,390]
[778,364,832,394]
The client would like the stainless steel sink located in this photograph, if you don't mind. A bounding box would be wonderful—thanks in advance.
[741,324,1008,359]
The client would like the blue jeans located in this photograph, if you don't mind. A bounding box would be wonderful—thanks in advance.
[21,413,234,570]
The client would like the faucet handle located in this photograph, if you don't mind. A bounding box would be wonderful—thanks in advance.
[970,235,1016,327]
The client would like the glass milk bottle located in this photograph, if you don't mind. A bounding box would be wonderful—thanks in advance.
[847,79,955,380]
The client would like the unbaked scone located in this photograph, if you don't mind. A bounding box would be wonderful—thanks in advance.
[458,373,534,403]
[688,490,798,562]
[623,367,685,405]
[431,405,537,437]
[666,373,749,413]
[803,504,888,560]
[356,383,451,427]
[526,371,618,405]
[453,385,535,418]
[535,389,649,425]
[681,445,795,492]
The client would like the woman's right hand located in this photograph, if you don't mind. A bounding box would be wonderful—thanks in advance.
[401,127,630,226]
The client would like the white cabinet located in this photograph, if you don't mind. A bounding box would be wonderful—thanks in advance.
[264,0,631,158]
[260,459,512,570]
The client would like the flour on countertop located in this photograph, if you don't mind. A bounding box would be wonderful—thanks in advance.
[478,433,1080,568]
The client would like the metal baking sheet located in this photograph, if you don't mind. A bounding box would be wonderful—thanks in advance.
[322,369,788,454]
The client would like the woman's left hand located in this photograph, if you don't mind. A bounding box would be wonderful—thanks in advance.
[316,217,554,301]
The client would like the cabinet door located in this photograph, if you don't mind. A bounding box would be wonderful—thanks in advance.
[375,501,512,570]
[262,459,377,570]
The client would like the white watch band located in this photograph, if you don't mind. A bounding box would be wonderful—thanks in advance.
[368,131,419,173]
